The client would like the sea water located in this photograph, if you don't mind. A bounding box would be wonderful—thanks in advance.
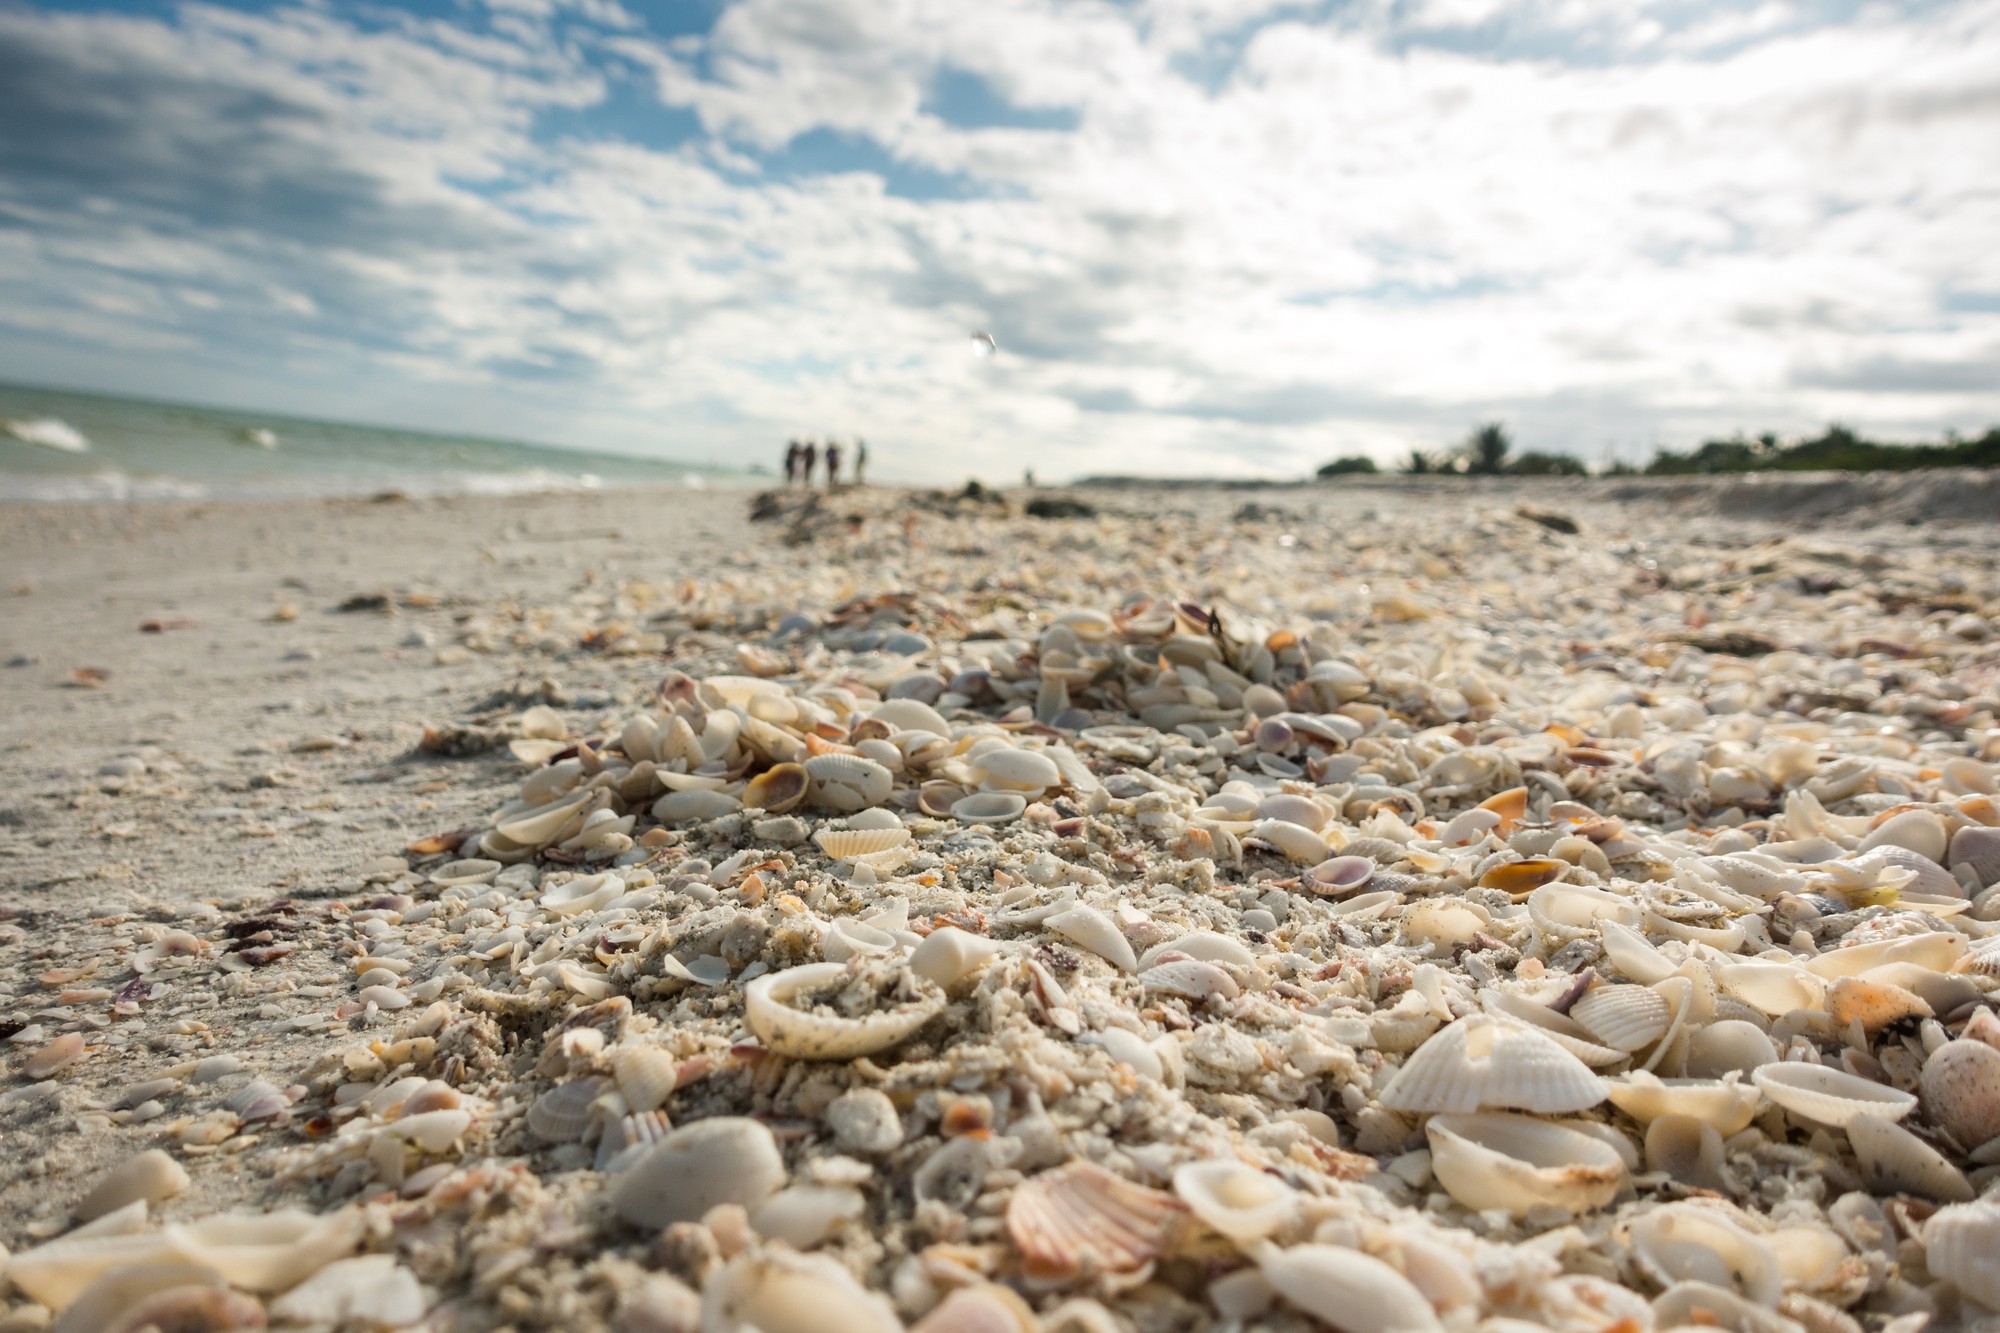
[0,382,750,502]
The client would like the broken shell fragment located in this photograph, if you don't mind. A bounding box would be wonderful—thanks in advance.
[1752,1062,1917,1128]
[1426,1112,1627,1216]
[744,961,946,1059]
[74,1149,190,1223]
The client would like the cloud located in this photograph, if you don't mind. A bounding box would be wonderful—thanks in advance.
[0,0,1996,481]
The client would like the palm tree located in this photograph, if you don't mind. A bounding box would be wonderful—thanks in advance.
[1467,422,1511,475]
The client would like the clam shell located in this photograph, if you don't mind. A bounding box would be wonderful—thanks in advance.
[701,1248,901,1333]
[1256,793,1329,829]
[872,697,951,738]
[1046,905,1138,971]
[1256,1243,1444,1333]
[1848,1112,1973,1203]
[1752,1062,1916,1128]
[609,1117,787,1230]
[1685,1021,1779,1079]
[1858,809,1949,862]
[812,827,912,860]
[526,1076,604,1144]
[743,763,809,813]
[1005,1161,1186,1279]
[1426,1112,1627,1216]
[1478,857,1566,898]
[951,791,1028,824]
[745,961,946,1059]
[1139,959,1241,1001]
[1171,1159,1298,1241]
[972,746,1062,793]
[1602,1071,1762,1134]
[1919,1039,2000,1151]
[1599,920,1679,985]
[1137,931,1255,969]
[1715,961,1824,1017]
[1628,1203,1782,1304]
[73,1150,190,1223]
[803,753,894,812]
[1248,818,1332,864]
[1924,1200,2000,1312]
[1379,1015,1607,1114]
[650,788,742,822]
[495,791,590,845]
[1571,984,1673,1052]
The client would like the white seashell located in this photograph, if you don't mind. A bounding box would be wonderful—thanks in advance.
[804,753,894,812]
[7,1208,364,1309]
[1256,1242,1444,1333]
[907,927,1001,990]
[25,1032,86,1080]
[1171,1159,1298,1241]
[822,918,897,963]
[1752,1062,1916,1128]
[910,1284,1039,1333]
[1478,992,1627,1067]
[527,1077,604,1143]
[1426,1112,1627,1216]
[812,827,911,860]
[1571,985,1673,1052]
[1379,1015,1607,1114]
[541,872,625,917]
[1857,809,1949,863]
[613,1046,680,1115]
[596,1109,673,1172]
[700,1248,902,1333]
[952,791,1028,824]
[270,1254,427,1329]
[1947,824,2000,888]
[846,806,903,831]
[1924,1200,2000,1312]
[1599,920,1679,985]
[1685,1022,1779,1079]
[1628,1203,1782,1304]
[1138,932,1256,970]
[429,858,501,887]
[1403,899,1490,951]
[1651,1281,1796,1333]
[1248,818,1332,864]
[750,1185,867,1249]
[1803,931,1964,979]
[973,746,1062,793]
[73,1150,189,1223]
[745,961,946,1059]
[384,1109,472,1153]
[1919,1039,2000,1151]
[1092,1027,1164,1080]
[1005,1161,1186,1280]
[1528,883,1642,944]
[1645,1115,1728,1191]
[1715,961,1823,1017]
[1139,959,1241,1001]
[872,697,951,737]
[1257,793,1330,829]
[1047,906,1138,971]
[825,1088,902,1155]
[609,1117,787,1229]
[1847,1112,1973,1203]
[1601,1071,1763,1135]
[50,1268,256,1333]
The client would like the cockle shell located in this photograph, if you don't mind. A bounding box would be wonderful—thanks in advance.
[951,792,1028,824]
[1919,1039,2000,1151]
[1007,1161,1186,1280]
[1847,1112,1973,1203]
[1255,1243,1443,1333]
[1602,1071,1762,1135]
[1379,1015,1607,1114]
[744,961,945,1059]
[609,1117,786,1230]
[1752,1062,1916,1128]
[1627,1203,1782,1304]
[1478,991,1627,1067]
[613,1046,680,1114]
[1924,1200,2000,1311]
[1171,1159,1298,1242]
[701,1249,902,1333]
[743,763,809,813]
[74,1149,190,1222]
[1571,984,1673,1052]
[527,1077,604,1143]
[1947,824,2000,888]
[804,753,894,812]
[812,827,911,860]
[1426,1113,1627,1216]
[1046,905,1138,971]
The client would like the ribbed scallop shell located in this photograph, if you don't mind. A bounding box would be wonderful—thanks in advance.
[1603,1071,1762,1134]
[1379,1015,1607,1114]
[1752,1062,1916,1128]
[742,763,809,813]
[612,1046,680,1114]
[1005,1161,1187,1279]
[1426,1112,1627,1216]
[1570,984,1673,1052]
[1478,992,1628,1068]
[1924,1201,2000,1312]
[812,827,912,860]
[1848,1112,1973,1203]
[745,961,945,1059]
[527,1076,604,1143]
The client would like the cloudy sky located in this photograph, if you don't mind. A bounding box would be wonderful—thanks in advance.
[2,0,1996,480]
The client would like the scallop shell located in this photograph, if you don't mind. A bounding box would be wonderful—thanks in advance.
[973,746,1062,793]
[812,827,912,860]
[951,791,1028,824]
[1005,1161,1187,1280]
[73,1149,190,1223]
[1752,1062,1916,1128]
[1571,984,1673,1052]
[526,1076,604,1143]
[700,1248,901,1333]
[609,1117,787,1229]
[1847,1112,1973,1203]
[743,763,809,814]
[745,961,946,1059]
[612,1046,680,1114]
[1924,1200,2000,1312]
[1426,1112,1627,1216]
[1627,1203,1782,1304]
[1256,1243,1444,1333]
[908,926,1002,990]
[1046,905,1138,971]
[1478,991,1628,1067]
[1919,1039,2000,1151]
[1602,1071,1762,1135]
[803,753,894,812]
[1171,1159,1298,1242]
[1379,1015,1608,1115]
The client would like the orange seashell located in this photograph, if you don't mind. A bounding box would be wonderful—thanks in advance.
[804,733,858,757]
[1265,629,1298,652]
[1479,857,1567,898]
[1478,786,1528,834]
[1544,723,1586,746]
[1005,1161,1186,1280]
[743,763,809,814]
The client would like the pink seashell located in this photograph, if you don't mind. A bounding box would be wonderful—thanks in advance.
[1005,1160,1187,1280]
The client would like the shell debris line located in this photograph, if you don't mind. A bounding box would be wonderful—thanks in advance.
[3,483,2000,1333]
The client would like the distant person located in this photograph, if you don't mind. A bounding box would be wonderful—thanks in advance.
[783,439,799,486]
[854,440,868,485]
[802,440,818,486]
[825,440,842,488]
[1024,468,1036,488]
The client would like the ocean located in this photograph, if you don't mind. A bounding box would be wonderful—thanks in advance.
[0,382,752,503]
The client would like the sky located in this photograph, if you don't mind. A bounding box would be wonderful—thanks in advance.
[1,0,1996,482]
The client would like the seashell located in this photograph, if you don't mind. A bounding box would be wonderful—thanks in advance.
[1866,844,1966,898]
[872,697,951,737]
[1379,1015,1607,1114]
[1005,1161,1187,1280]
[1478,857,1566,898]
[1803,931,1964,979]
[745,961,946,1059]
[50,1267,257,1333]
[1403,899,1490,951]
[1571,984,1673,1052]
[804,753,894,812]
[951,791,1028,824]
[1645,1114,1728,1191]
[1923,1200,2000,1312]
[1947,824,2000,888]
[1600,920,1679,985]
[1139,959,1240,1001]
[908,926,1001,990]
[973,746,1062,793]
[651,788,742,823]
[269,1254,426,1330]
[743,763,809,813]
[1847,1112,1973,1203]
[1602,1071,1763,1135]
[527,1076,604,1143]
[1426,1112,1627,1216]
[1826,976,1930,1033]
[73,1149,190,1223]
[825,1087,902,1155]
[1307,855,1374,894]
[1752,1062,1916,1128]
[1092,1027,1163,1080]
[1478,992,1627,1067]
[25,1032,86,1080]
[750,1185,867,1249]
[495,791,590,845]
[1046,905,1138,971]
[1528,883,1642,944]
[609,1117,787,1229]
[701,1248,902,1333]
[596,1109,673,1173]
[1256,1242,1444,1333]
[812,827,911,861]
[1857,809,1949,863]
[1138,932,1256,970]
[1685,1022,1780,1079]
[429,857,501,887]
[613,1046,681,1114]
[1716,961,1824,1017]
[8,1207,363,1309]
[917,780,969,816]
[541,871,625,917]
[1437,807,1501,847]
[1256,793,1328,829]
[1650,1281,1795,1333]
[1628,1203,1783,1304]
[1248,818,1331,864]
[910,1284,1039,1333]
[1171,1159,1298,1242]
[1919,1039,2000,1151]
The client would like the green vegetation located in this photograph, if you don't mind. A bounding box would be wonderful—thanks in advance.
[1466,422,1511,475]
[1315,454,1379,477]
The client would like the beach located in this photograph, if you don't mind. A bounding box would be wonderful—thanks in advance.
[2,476,1998,1332]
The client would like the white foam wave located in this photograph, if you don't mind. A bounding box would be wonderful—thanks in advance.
[3,417,90,453]
[450,468,607,497]
[0,468,208,503]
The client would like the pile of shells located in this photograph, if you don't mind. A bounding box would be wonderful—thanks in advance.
[5,486,1999,1332]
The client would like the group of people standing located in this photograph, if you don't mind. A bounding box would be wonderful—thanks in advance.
[784,437,866,488]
